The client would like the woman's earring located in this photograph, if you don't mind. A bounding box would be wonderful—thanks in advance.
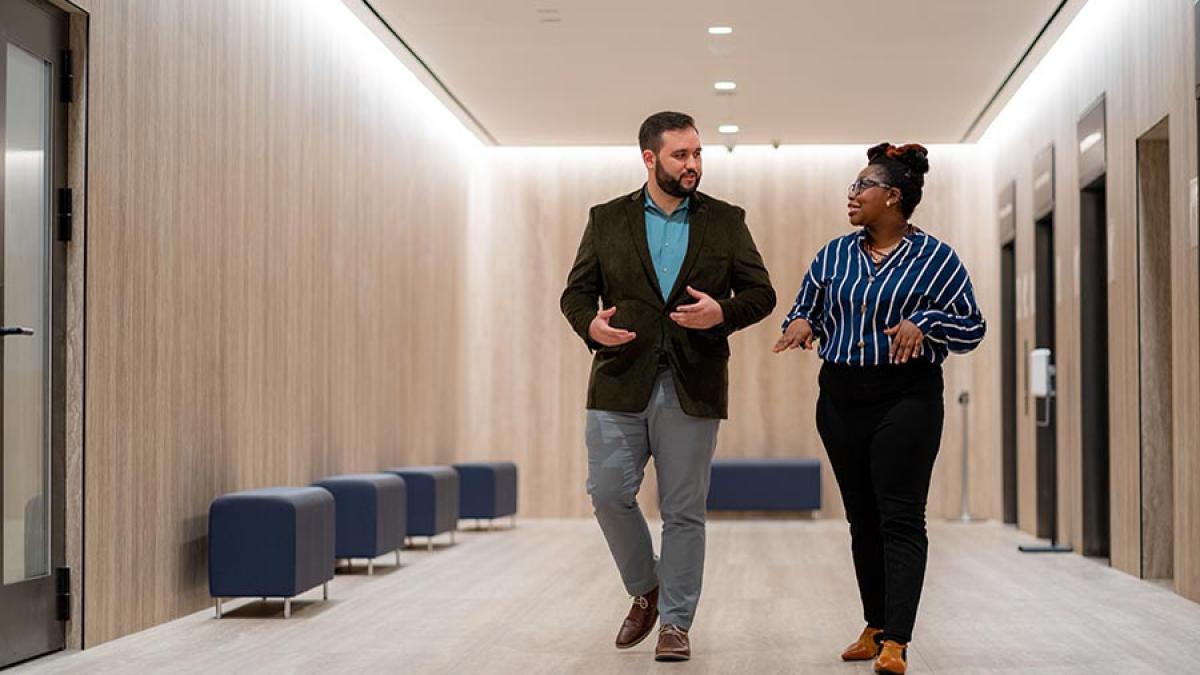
[886,200,895,207]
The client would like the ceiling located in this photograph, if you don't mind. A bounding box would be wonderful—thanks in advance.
[366,0,1065,146]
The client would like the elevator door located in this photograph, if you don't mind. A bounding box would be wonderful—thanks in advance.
[1033,214,1057,541]
[1001,241,1017,525]
[1079,176,1110,560]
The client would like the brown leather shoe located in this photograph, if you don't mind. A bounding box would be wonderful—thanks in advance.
[614,587,658,649]
[873,640,908,675]
[841,626,883,661]
[654,624,691,662]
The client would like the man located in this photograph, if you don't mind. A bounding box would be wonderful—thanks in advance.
[560,111,776,661]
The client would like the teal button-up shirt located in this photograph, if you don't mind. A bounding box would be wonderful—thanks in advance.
[644,191,690,298]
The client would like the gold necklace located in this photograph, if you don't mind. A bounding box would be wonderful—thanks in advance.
[864,224,913,263]
[866,242,898,263]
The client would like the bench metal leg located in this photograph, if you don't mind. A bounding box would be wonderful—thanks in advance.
[368,560,374,576]
[395,549,402,567]
[284,597,292,619]
[215,598,223,619]
[450,530,456,545]
[323,581,329,601]
[427,537,433,552]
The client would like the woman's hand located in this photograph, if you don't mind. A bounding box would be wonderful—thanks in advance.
[773,318,815,353]
[883,320,924,363]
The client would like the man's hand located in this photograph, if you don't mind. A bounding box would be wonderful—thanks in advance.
[669,286,724,330]
[883,319,924,363]
[773,318,815,353]
[588,306,637,347]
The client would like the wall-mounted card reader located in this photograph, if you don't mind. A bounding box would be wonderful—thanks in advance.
[1029,347,1056,427]
[1029,348,1053,397]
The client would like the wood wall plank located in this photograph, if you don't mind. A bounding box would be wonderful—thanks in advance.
[1137,133,1173,580]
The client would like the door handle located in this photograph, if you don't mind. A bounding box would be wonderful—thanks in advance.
[0,326,34,337]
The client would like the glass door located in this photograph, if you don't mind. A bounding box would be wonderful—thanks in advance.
[0,0,68,666]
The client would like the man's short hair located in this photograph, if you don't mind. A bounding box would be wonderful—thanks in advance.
[638,111,697,153]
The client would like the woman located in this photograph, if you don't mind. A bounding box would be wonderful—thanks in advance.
[772,143,985,675]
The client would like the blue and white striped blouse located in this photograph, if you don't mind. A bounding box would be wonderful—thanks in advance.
[782,229,986,366]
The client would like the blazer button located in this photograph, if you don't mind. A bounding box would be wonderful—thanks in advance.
[857,340,865,348]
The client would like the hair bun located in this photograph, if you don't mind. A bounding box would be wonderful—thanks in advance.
[866,142,891,162]
[867,142,930,175]
[889,144,929,174]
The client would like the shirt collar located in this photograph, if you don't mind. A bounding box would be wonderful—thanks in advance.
[644,188,690,217]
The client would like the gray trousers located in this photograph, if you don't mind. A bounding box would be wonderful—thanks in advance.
[585,369,720,630]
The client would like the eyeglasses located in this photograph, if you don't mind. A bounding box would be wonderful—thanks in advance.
[847,177,892,198]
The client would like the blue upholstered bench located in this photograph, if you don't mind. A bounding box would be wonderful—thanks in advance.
[453,461,518,529]
[706,458,822,511]
[208,487,335,618]
[312,473,407,575]
[383,466,460,550]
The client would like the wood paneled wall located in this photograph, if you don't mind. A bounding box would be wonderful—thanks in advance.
[75,0,482,646]
[78,0,1168,649]
[981,0,1200,601]
[465,145,999,524]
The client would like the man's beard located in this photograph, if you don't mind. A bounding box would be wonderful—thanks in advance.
[655,162,700,198]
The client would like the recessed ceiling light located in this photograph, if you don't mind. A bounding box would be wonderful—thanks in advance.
[708,26,733,35]
[713,81,737,91]
[718,124,740,134]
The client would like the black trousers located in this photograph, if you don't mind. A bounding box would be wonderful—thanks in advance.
[816,361,944,645]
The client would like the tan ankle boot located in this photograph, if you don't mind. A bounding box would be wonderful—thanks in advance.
[873,639,908,674]
[840,626,882,661]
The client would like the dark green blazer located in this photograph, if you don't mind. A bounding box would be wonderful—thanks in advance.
[560,187,776,419]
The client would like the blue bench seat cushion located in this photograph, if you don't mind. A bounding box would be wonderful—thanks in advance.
[208,487,335,598]
[312,473,407,558]
[706,458,821,511]
[383,466,460,536]
[453,461,518,519]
